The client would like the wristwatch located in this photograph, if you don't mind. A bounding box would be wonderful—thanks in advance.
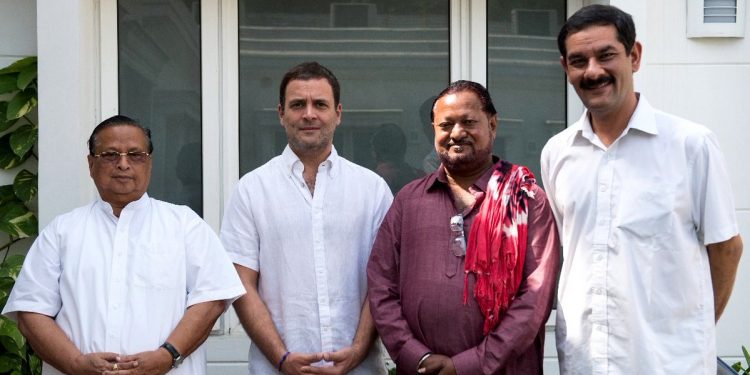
[160,342,184,368]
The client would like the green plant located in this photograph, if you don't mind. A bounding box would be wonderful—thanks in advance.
[732,346,750,375]
[0,56,40,375]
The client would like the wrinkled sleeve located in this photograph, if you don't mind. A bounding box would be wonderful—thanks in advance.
[184,209,246,309]
[367,197,431,373]
[451,185,561,373]
[690,132,739,245]
[2,219,63,321]
[220,175,261,271]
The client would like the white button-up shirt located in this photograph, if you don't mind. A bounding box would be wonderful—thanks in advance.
[3,194,246,375]
[541,96,739,374]
[221,146,392,374]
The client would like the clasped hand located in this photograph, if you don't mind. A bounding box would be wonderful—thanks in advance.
[281,345,366,375]
[73,348,172,375]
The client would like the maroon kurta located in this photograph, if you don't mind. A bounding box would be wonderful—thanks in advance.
[367,160,560,375]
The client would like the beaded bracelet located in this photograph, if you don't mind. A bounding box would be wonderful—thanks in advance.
[278,351,291,372]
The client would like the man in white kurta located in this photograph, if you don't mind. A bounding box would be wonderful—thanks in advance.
[541,5,743,375]
[3,116,245,375]
[221,62,393,374]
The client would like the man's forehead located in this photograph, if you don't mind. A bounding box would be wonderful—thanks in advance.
[565,24,622,53]
[286,78,334,98]
[95,125,148,147]
[435,91,484,112]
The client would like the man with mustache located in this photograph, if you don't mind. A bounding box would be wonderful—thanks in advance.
[221,62,392,374]
[541,5,743,374]
[368,80,560,374]
[3,115,245,374]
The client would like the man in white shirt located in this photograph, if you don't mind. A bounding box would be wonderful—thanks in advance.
[3,115,245,375]
[541,5,743,374]
[221,62,392,374]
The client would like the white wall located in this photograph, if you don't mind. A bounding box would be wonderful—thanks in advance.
[612,0,750,365]
[0,0,35,68]
[37,0,100,227]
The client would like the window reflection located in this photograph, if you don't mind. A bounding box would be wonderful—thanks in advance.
[238,0,450,193]
[487,0,566,183]
[118,0,203,215]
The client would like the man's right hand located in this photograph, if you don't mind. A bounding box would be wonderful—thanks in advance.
[417,354,456,375]
[70,352,136,374]
[280,352,324,375]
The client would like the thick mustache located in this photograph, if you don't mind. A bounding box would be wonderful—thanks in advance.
[580,75,614,89]
[447,140,472,147]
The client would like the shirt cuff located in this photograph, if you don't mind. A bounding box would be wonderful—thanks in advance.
[399,338,432,374]
[451,348,481,375]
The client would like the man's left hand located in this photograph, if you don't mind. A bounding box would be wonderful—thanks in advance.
[101,349,173,375]
[300,344,366,374]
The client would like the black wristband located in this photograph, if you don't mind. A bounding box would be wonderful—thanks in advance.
[160,342,183,368]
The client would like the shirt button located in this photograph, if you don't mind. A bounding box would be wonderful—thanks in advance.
[595,254,603,261]
[599,184,607,192]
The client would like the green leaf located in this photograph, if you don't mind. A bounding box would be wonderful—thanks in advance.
[744,346,750,367]
[0,185,18,206]
[0,276,14,289]
[0,353,20,372]
[13,170,36,202]
[0,201,37,238]
[0,317,25,351]
[0,57,36,75]
[0,73,18,95]
[6,88,37,121]
[16,63,36,91]
[0,255,25,279]
[10,125,37,158]
[0,102,19,133]
[0,134,29,170]
[29,354,41,375]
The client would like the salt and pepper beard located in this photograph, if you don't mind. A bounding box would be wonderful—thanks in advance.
[438,141,495,177]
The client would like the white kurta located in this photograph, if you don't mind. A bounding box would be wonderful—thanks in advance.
[540,96,739,374]
[221,146,393,375]
[3,194,246,375]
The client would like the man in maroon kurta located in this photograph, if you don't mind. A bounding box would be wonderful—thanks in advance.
[367,81,560,375]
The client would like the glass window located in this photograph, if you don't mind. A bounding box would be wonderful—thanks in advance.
[238,0,450,194]
[118,0,204,215]
[487,0,566,182]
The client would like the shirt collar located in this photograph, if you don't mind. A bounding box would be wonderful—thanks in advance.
[427,156,500,193]
[96,192,150,219]
[281,144,339,179]
[571,93,658,146]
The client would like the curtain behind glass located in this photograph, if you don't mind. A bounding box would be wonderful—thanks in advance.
[118,0,203,215]
[238,0,450,194]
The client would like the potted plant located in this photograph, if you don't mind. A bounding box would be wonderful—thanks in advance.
[0,56,40,375]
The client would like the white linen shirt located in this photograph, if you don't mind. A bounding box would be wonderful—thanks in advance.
[3,194,246,375]
[540,96,739,375]
[221,146,393,375]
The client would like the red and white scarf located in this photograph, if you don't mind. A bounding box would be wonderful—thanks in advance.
[463,162,536,335]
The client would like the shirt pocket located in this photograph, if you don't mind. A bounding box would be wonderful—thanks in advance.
[614,186,676,251]
[131,241,183,290]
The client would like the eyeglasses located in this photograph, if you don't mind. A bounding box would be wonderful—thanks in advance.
[450,214,466,257]
[92,151,151,163]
